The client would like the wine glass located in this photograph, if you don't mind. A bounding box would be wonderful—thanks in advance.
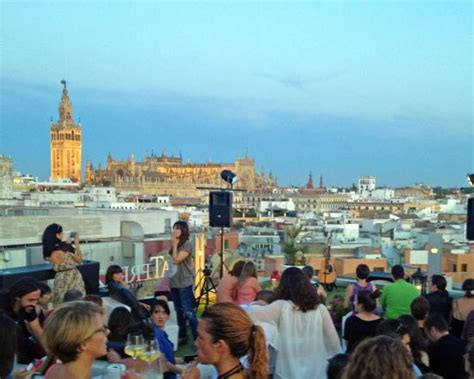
[124,333,145,360]
[140,338,162,378]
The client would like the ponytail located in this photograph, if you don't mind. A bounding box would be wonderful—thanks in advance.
[247,324,268,379]
[201,303,269,378]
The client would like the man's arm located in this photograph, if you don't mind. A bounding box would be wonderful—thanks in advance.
[25,318,46,352]
[343,284,353,309]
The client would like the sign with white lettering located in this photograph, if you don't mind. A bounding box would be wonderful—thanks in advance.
[121,256,169,283]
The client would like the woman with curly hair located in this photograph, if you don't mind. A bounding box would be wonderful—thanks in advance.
[249,266,341,378]
[183,302,268,379]
[342,335,416,379]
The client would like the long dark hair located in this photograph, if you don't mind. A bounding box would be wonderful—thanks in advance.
[398,315,428,367]
[173,220,189,247]
[229,260,245,277]
[357,290,379,312]
[42,223,63,259]
[105,265,123,284]
[108,306,134,342]
[275,267,320,312]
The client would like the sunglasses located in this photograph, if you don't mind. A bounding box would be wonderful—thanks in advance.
[82,325,109,342]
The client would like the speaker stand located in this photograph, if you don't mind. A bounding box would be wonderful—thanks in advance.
[195,272,218,310]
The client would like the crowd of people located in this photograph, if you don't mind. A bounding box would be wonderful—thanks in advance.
[1,220,474,379]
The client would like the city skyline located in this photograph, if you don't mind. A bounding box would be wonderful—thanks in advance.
[1,1,472,187]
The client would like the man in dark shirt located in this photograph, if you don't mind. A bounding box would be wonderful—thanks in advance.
[425,274,452,322]
[426,313,467,379]
[4,277,45,364]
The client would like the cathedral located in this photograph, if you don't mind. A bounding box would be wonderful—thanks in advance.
[85,153,277,197]
[47,81,276,195]
[50,80,82,182]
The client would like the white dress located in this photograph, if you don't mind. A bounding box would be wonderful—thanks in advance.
[249,300,341,379]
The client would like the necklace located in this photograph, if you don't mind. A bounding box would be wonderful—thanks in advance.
[217,363,243,379]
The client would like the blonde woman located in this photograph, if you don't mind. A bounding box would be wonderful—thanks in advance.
[233,261,261,305]
[43,301,108,379]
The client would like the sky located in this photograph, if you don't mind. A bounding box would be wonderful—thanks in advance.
[1,0,472,188]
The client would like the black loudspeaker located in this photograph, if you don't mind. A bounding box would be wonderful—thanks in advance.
[77,260,100,294]
[209,191,233,227]
[0,260,100,294]
[468,198,474,240]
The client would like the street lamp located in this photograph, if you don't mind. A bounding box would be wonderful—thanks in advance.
[411,267,427,294]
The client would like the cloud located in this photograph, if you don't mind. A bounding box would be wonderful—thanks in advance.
[255,71,342,90]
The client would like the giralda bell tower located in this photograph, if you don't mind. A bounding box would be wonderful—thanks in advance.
[50,80,82,182]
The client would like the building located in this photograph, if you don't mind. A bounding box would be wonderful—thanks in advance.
[0,155,13,199]
[50,80,82,183]
[395,184,434,199]
[291,193,349,213]
[86,154,275,198]
[358,176,376,193]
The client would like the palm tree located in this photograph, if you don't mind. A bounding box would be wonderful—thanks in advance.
[282,226,309,265]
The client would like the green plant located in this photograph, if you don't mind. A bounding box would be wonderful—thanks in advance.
[327,295,350,330]
[282,226,308,265]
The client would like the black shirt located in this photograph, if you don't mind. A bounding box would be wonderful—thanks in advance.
[5,306,44,364]
[428,333,467,379]
[425,290,452,322]
[343,314,383,353]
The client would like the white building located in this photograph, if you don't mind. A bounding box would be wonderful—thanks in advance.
[358,176,376,193]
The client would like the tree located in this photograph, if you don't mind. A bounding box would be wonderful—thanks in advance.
[282,226,309,265]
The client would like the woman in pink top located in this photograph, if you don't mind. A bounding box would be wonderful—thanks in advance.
[217,260,245,303]
[234,261,262,305]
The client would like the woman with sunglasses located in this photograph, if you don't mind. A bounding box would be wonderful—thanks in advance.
[43,301,109,379]
[42,223,85,306]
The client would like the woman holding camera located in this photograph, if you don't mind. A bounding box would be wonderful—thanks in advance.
[42,223,85,306]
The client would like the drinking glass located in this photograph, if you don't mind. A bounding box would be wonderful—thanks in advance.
[141,338,162,379]
[124,333,145,360]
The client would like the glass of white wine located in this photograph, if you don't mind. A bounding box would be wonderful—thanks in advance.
[140,338,162,379]
[124,333,145,360]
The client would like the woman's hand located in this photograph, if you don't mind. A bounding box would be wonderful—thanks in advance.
[140,302,151,311]
[107,349,121,362]
[172,229,180,246]
[13,369,38,379]
[181,362,200,379]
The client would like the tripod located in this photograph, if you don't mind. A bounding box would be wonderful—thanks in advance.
[194,268,219,310]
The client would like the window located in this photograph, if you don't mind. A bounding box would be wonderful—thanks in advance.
[462,264,468,272]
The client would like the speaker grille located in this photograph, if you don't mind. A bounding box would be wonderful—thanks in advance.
[467,198,474,240]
